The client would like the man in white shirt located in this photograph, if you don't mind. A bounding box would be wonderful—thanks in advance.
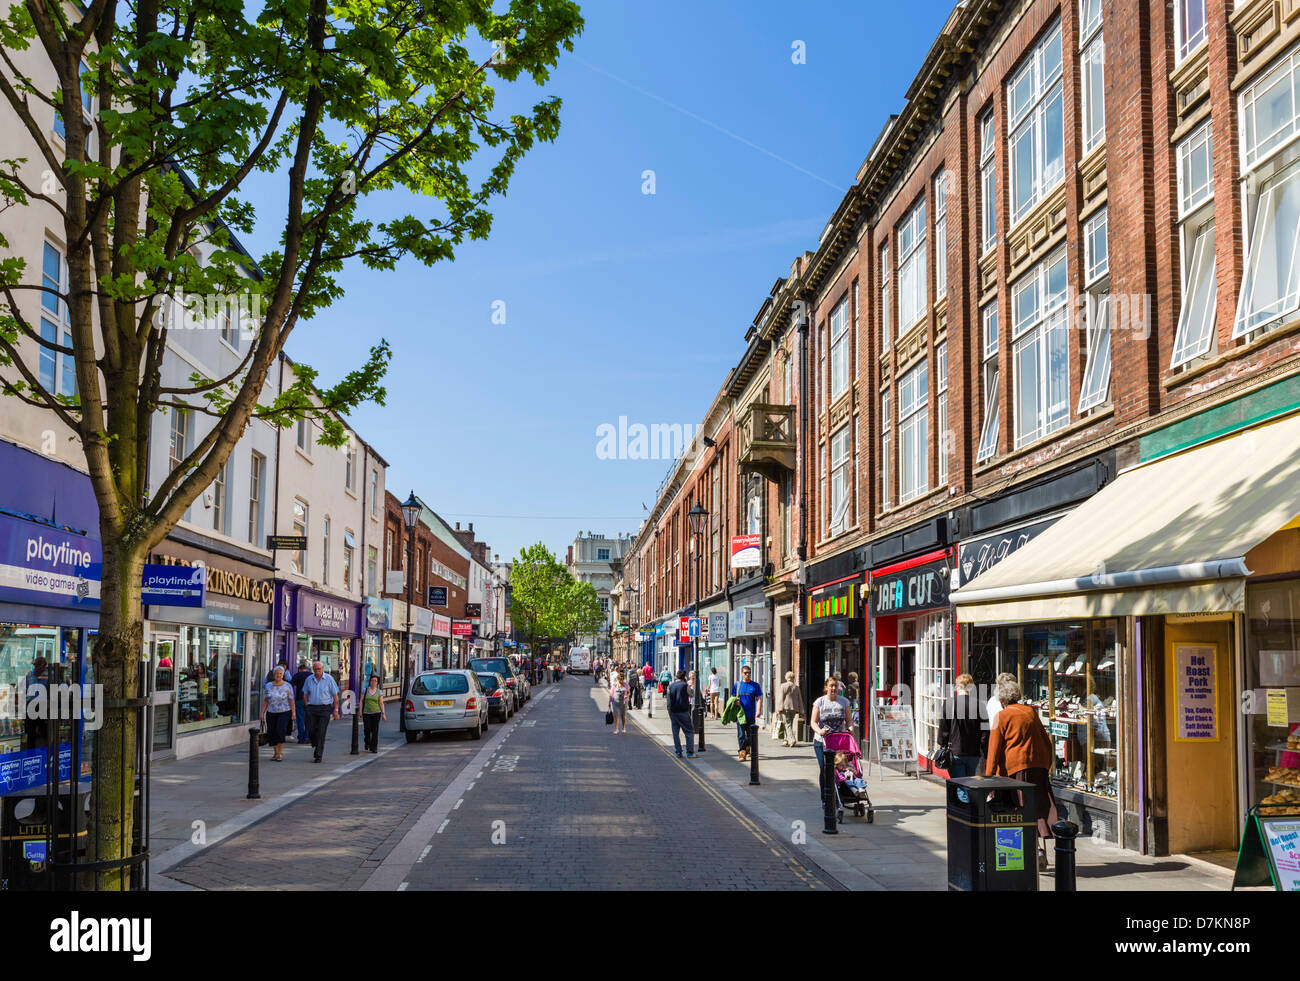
[706,667,722,718]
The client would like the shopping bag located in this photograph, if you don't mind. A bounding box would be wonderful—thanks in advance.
[775,718,787,740]
[605,707,614,725]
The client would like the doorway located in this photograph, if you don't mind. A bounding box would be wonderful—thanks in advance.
[150,632,177,757]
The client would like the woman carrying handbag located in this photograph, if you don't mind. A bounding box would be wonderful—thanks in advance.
[608,671,629,733]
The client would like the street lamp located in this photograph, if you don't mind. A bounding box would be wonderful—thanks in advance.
[399,491,420,734]
[687,498,708,753]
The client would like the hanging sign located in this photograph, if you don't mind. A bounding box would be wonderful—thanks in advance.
[1173,643,1219,741]
[141,564,206,607]
[730,534,761,568]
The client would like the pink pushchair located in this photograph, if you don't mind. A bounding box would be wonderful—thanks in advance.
[825,731,874,823]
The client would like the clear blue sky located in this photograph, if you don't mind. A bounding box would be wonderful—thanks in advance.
[245,0,956,562]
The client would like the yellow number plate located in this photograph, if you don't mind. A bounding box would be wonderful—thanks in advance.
[428,699,453,707]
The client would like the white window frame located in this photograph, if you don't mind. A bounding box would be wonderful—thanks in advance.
[830,295,851,400]
[830,423,851,536]
[370,470,379,516]
[880,391,892,512]
[345,442,356,491]
[1173,216,1218,366]
[292,499,308,575]
[1175,0,1208,65]
[1079,209,1112,412]
[898,359,929,504]
[323,515,331,585]
[980,111,997,253]
[977,364,1000,464]
[1011,250,1070,447]
[296,416,311,454]
[169,407,189,474]
[897,196,928,335]
[934,171,948,300]
[1178,118,1214,217]
[248,452,264,544]
[1080,0,1106,153]
[935,342,948,487]
[39,241,75,398]
[880,242,891,352]
[1007,20,1065,226]
[344,530,356,592]
[212,460,228,535]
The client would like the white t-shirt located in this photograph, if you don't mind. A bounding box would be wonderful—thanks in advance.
[812,695,851,744]
[986,695,1003,733]
[707,673,721,694]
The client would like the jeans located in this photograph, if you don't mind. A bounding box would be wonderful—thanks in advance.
[295,697,309,742]
[814,740,827,793]
[363,712,381,752]
[670,711,695,755]
[948,754,981,778]
[737,722,750,752]
[306,704,332,759]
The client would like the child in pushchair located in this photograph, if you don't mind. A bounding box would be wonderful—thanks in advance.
[825,731,874,823]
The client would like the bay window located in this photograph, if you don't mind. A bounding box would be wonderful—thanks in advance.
[898,359,929,503]
[1173,120,1217,367]
[1012,251,1069,447]
[1008,21,1064,225]
[897,197,927,334]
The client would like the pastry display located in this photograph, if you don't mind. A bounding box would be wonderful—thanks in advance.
[1264,765,1300,787]
[1260,787,1300,815]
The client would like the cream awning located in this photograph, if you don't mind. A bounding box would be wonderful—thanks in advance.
[951,411,1300,623]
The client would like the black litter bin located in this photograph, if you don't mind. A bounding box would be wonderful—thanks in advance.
[946,775,1038,892]
[1,787,91,890]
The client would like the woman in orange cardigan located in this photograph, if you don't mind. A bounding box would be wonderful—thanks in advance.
[985,676,1060,871]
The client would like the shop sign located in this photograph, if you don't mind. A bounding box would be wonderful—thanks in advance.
[428,585,447,607]
[0,515,101,610]
[956,515,1061,588]
[266,535,307,551]
[1173,643,1219,741]
[870,557,951,617]
[413,606,433,635]
[141,564,205,607]
[433,613,452,637]
[807,586,856,622]
[465,603,481,618]
[0,742,71,794]
[728,606,770,636]
[709,612,728,642]
[385,570,404,594]
[452,619,472,638]
[299,593,360,635]
[730,534,761,568]
[366,598,392,631]
[152,552,274,603]
[1263,821,1300,890]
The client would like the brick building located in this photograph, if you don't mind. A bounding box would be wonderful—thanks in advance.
[628,0,1300,859]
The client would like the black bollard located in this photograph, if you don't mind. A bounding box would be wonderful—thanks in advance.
[1052,820,1079,890]
[247,727,261,800]
[694,700,706,753]
[821,743,838,834]
[350,697,360,756]
[748,723,760,786]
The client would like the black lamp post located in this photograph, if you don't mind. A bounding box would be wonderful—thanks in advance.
[687,498,708,753]
[399,491,420,733]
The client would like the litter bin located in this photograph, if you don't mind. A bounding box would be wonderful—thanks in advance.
[1,786,91,890]
[946,775,1038,892]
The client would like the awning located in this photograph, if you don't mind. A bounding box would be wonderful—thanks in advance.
[951,412,1300,623]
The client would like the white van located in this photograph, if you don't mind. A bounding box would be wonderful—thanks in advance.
[567,646,592,674]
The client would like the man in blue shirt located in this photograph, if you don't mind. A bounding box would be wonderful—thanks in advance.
[302,661,340,762]
[734,664,763,762]
[290,660,312,743]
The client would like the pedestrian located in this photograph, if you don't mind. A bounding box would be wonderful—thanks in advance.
[706,667,722,719]
[809,677,851,794]
[667,670,695,758]
[290,659,312,744]
[778,671,803,747]
[361,673,386,753]
[982,671,1016,772]
[732,664,763,762]
[937,673,983,777]
[260,665,296,762]
[302,660,340,763]
[608,670,629,734]
[985,676,1059,871]
[658,666,671,696]
[632,667,644,709]
[642,661,653,691]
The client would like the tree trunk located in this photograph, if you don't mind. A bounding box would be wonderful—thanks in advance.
[90,541,145,891]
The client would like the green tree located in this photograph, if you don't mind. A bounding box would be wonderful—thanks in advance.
[0,0,581,888]
[560,577,603,644]
[509,542,569,657]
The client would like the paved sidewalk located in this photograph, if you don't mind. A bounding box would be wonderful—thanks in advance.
[599,681,1234,891]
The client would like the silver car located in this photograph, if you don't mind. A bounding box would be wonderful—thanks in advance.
[403,670,490,742]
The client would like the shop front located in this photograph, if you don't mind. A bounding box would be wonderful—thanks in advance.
[951,405,1300,855]
[796,573,866,741]
[0,440,101,784]
[697,607,728,697]
[274,582,364,698]
[145,539,274,759]
[363,597,390,693]
[430,614,451,670]
[728,599,771,707]
[451,619,472,667]
[869,547,954,770]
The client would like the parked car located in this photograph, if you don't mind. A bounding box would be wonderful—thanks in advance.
[469,657,529,705]
[476,672,516,722]
[403,670,489,742]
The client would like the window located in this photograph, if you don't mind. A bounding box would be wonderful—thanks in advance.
[898,359,929,503]
[169,407,189,473]
[817,321,827,414]
[292,500,308,575]
[39,242,75,398]
[367,546,378,596]
[1080,0,1105,153]
[980,111,997,253]
[1007,21,1064,225]
[830,295,851,399]
[880,391,892,512]
[344,531,356,591]
[1178,120,1214,216]
[1173,121,1217,367]
[53,63,96,155]
[322,516,331,585]
[248,452,264,544]
[296,417,311,454]
[977,303,1000,464]
[597,548,610,561]
[897,197,928,334]
[345,443,355,491]
[219,303,239,348]
[1175,0,1207,64]
[1079,208,1112,412]
[212,460,227,535]
[1012,251,1070,447]
[880,242,891,351]
[370,471,379,515]
[830,424,852,536]
[936,342,949,487]
[1236,49,1300,337]
[934,171,948,300]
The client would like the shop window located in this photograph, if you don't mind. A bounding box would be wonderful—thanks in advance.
[1007,20,1064,226]
[897,196,927,335]
[1244,581,1300,815]
[915,611,953,758]
[1011,250,1069,447]
[176,626,245,732]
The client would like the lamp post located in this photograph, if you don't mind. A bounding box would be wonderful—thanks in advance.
[399,491,420,733]
[687,498,708,753]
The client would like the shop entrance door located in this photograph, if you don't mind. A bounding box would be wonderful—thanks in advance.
[1162,618,1237,855]
[150,633,178,758]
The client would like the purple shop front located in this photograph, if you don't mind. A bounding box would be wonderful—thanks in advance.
[273,582,365,694]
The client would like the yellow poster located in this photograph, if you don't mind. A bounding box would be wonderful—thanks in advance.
[1267,689,1289,728]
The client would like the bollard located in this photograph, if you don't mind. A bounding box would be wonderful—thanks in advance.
[693,700,706,753]
[748,722,760,786]
[350,698,360,756]
[247,727,261,800]
[821,742,839,834]
[1052,820,1079,891]
[646,687,653,719]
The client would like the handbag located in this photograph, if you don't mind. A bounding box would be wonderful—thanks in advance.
[257,720,270,747]
[932,744,954,770]
[775,718,787,740]
[605,706,614,725]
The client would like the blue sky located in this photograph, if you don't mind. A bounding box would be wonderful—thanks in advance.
[244,0,956,562]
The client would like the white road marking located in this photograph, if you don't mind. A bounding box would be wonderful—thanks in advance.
[453,798,463,810]
[437,820,450,834]
[398,882,409,891]
[418,845,431,863]
[467,781,476,791]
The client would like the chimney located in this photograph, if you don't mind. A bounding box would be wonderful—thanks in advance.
[469,522,474,533]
